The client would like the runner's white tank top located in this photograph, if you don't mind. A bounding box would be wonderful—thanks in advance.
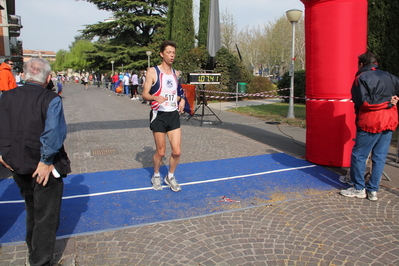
[150,66,179,112]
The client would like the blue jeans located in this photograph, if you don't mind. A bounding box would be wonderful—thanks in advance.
[13,173,64,266]
[350,129,392,192]
[124,85,130,95]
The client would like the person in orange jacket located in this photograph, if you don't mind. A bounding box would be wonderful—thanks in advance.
[0,59,17,93]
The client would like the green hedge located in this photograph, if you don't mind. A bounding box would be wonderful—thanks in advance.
[277,70,306,103]
[247,76,276,97]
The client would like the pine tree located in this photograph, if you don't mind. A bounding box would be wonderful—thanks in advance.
[80,0,168,70]
[198,0,210,48]
[165,0,195,60]
[368,0,399,75]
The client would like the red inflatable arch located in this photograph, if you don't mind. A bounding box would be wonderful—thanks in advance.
[301,0,368,167]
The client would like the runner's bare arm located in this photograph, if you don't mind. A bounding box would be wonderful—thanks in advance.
[142,67,167,103]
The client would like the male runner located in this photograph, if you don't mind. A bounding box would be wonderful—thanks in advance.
[142,40,186,192]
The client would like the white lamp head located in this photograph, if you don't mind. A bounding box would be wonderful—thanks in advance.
[286,9,303,23]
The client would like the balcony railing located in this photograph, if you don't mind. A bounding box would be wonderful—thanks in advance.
[8,15,22,36]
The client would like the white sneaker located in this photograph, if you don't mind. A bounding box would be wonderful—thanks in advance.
[164,175,181,192]
[151,175,163,190]
[340,187,366,199]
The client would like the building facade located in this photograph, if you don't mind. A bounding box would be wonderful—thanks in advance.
[0,0,23,71]
[23,50,56,62]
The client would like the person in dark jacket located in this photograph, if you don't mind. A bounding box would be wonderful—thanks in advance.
[0,58,67,265]
[340,51,399,201]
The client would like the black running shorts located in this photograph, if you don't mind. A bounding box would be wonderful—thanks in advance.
[150,110,180,133]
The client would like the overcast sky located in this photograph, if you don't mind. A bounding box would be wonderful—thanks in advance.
[16,0,304,52]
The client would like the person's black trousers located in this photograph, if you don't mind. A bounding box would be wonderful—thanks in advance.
[13,172,64,266]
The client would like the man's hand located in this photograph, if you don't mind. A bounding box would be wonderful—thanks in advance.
[32,162,54,186]
[178,98,185,114]
[154,95,168,104]
[391,95,399,106]
[0,155,13,171]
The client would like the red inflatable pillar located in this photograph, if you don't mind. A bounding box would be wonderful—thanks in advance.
[301,0,368,167]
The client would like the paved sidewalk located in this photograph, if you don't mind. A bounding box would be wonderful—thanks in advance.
[0,83,398,266]
[207,99,399,188]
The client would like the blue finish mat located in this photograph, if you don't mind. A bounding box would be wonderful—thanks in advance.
[0,153,343,245]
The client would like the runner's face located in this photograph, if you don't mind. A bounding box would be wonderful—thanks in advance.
[160,46,175,65]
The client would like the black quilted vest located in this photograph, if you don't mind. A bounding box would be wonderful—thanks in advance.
[0,83,58,174]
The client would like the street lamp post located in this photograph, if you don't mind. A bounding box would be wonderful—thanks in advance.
[111,60,115,75]
[286,9,302,119]
[146,51,152,69]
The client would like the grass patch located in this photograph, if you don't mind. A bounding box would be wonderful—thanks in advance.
[228,103,306,128]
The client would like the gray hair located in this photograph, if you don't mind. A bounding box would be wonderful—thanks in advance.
[23,58,51,84]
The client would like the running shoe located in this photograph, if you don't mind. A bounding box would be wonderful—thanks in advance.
[164,175,181,192]
[151,175,163,190]
[340,187,366,199]
[367,191,378,201]
[339,175,353,186]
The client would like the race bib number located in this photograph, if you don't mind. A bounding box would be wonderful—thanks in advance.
[163,93,177,107]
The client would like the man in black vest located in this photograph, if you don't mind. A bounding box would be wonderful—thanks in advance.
[0,58,67,266]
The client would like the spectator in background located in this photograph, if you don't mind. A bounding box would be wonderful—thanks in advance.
[0,59,17,94]
[131,71,139,100]
[96,73,102,88]
[122,73,130,96]
[111,73,119,92]
[139,71,147,104]
[15,71,22,84]
[177,70,186,84]
[46,74,56,91]
[103,73,111,90]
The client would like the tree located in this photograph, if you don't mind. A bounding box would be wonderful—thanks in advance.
[236,26,265,75]
[79,0,168,71]
[52,50,69,72]
[179,46,209,74]
[295,20,305,70]
[165,0,195,62]
[64,40,95,73]
[69,34,94,50]
[197,0,210,48]
[233,15,305,77]
[213,47,251,92]
[82,0,167,47]
[368,0,399,75]
[277,70,306,103]
[262,17,292,76]
[220,8,237,53]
